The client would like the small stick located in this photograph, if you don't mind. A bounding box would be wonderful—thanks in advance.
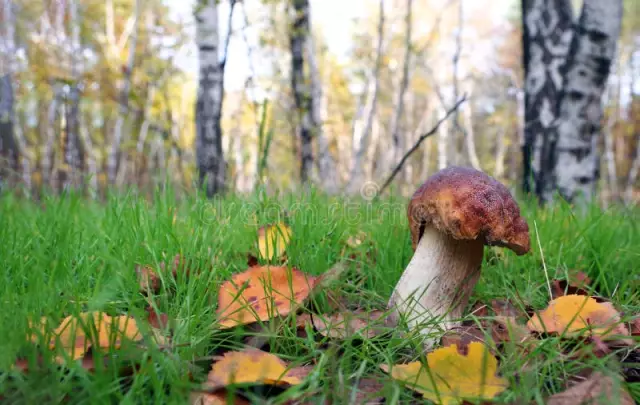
[377,95,467,197]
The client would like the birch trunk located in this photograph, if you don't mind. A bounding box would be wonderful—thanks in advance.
[63,0,84,191]
[346,0,384,195]
[550,0,623,203]
[0,0,19,192]
[387,0,413,173]
[521,0,573,196]
[462,92,481,170]
[495,128,507,180]
[195,0,234,197]
[42,85,62,190]
[437,107,449,170]
[307,27,338,193]
[107,0,139,185]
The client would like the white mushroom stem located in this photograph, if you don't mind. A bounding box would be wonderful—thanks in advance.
[387,226,484,348]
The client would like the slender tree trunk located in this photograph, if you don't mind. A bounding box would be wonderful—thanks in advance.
[0,0,19,192]
[549,0,623,204]
[307,26,338,192]
[521,0,574,196]
[108,0,139,185]
[79,112,97,198]
[626,132,640,204]
[450,0,463,167]
[437,107,449,170]
[387,0,413,173]
[462,91,481,170]
[195,0,236,197]
[42,84,63,190]
[63,0,84,191]
[495,128,507,180]
[347,0,384,194]
[290,0,315,186]
[602,71,619,200]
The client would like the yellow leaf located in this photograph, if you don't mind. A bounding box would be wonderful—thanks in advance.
[48,312,143,362]
[257,223,292,261]
[526,295,630,340]
[381,342,508,405]
[205,349,301,389]
[217,265,316,329]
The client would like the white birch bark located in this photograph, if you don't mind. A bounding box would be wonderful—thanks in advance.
[0,0,19,191]
[42,85,62,189]
[437,107,449,170]
[521,0,574,197]
[63,0,83,191]
[346,0,384,195]
[195,0,235,197]
[386,0,413,175]
[462,90,481,170]
[107,0,139,185]
[307,28,338,193]
[551,0,623,203]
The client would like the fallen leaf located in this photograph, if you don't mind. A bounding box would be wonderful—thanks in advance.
[345,231,367,248]
[310,310,385,339]
[527,295,630,341]
[48,312,142,362]
[190,390,251,405]
[546,372,634,405]
[551,270,591,298]
[205,349,301,390]
[441,325,488,353]
[381,342,508,405]
[630,316,640,336]
[490,300,523,318]
[258,223,292,261]
[136,254,186,293]
[146,306,169,330]
[217,265,316,329]
[491,316,532,345]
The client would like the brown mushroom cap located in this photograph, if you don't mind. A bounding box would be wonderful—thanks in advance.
[407,166,530,255]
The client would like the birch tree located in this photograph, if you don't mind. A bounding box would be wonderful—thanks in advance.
[107,0,140,185]
[521,0,573,196]
[346,0,384,195]
[0,0,19,192]
[289,0,325,187]
[386,0,413,175]
[63,0,84,190]
[195,0,236,197]
[550,0,623,203]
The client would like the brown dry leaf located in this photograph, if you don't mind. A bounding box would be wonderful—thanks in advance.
[551,270,591,298]
[630,316,640,336]
[381,342,508,405]
[441,325,488,352]
[490,299,523,318]
[205,349,302,390]
[527,295,630,341]
[346,231,367,248]
[491,316,532,345]
[217,265,317,329]
[546,372,634,405]
[257,223,292,261]
[310,310,385,339]
[190,390,251,405]
[136,254,185,293]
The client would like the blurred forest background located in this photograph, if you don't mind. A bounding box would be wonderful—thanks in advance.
[0,0,638,205]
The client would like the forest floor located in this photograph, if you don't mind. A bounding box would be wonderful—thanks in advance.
[0,189,638,404]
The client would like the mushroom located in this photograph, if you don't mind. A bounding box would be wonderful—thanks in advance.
[387,166,530,347]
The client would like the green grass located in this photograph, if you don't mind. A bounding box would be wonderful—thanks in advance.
[0,187,638,404]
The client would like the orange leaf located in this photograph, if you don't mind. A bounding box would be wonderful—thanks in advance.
[217,265,316,329]
[381,342,508,405]
[205,349,301,389]
[527,295,630,341]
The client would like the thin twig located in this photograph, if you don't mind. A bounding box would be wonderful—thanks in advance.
[377,95,467,196]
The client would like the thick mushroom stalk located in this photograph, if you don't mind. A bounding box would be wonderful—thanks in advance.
[386,166,530,348]
[387,226,484,340]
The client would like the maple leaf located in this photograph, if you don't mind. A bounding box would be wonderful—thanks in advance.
[527,295,630,342]
[217,265,317,329]
[257,223,292,261]
[546,372,634,405]
[381,342,508,405]
[204,349,302,390]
